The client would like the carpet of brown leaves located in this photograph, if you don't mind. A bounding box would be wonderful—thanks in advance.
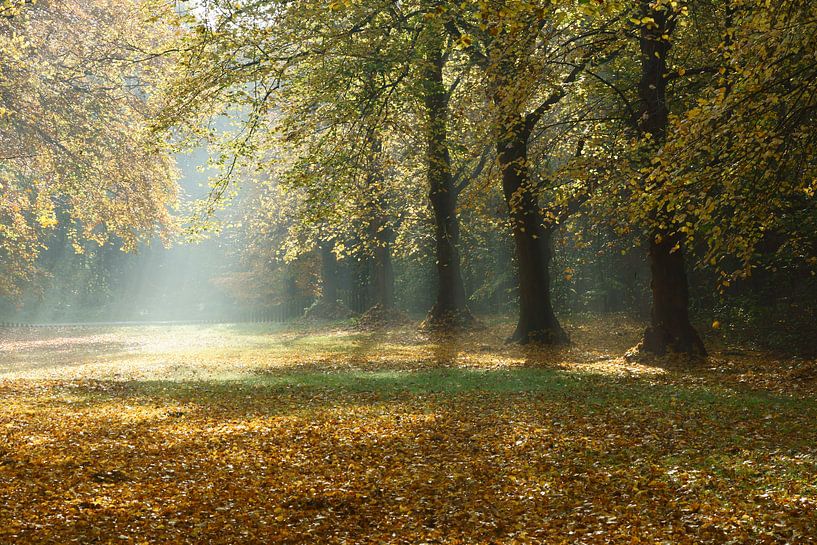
[0,316,815,544]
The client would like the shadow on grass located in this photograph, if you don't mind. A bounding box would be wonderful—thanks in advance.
[72,365,817,420]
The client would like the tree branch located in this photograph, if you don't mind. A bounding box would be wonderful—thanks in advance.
[453,145,493,195]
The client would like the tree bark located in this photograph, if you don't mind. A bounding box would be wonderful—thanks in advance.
[636,1,706,356]
[422,34,473,327]
[497,116,568,345]
[642,234,706,355]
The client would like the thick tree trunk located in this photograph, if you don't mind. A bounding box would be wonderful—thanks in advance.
[423,36,473,327]
[642,234,707,356]
[427,182,468,319]
[319,241,338,304]
[636,1,705,356]
[497,118,568,345]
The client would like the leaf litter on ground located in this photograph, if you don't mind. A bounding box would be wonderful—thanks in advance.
[0,315,815,544]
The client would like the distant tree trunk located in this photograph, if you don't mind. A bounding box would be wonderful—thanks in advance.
[497,115,568,345]
[363,133,396,312]
[636,1,706,356]
[284,268,302,319]
[422,34,473,327]
[371,226,395,309]
[319,241,338,304]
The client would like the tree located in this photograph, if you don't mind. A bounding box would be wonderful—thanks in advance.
[0,0,179,298]
[581,0,725,356]
[629,0,707,356]
[420,23,474,327]
[442,1,614,343]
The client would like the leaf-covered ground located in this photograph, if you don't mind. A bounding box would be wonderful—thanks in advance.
[1,317,816,544]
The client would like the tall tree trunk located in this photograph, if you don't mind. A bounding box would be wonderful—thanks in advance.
[422,34,473,327]
[637,1,706,356]
[319,241,338,304]
[497,115,568,345]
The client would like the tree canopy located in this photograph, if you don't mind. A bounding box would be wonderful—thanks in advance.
[0,0,179,297]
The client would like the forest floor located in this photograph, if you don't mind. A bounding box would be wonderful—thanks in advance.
[0,315,816,544]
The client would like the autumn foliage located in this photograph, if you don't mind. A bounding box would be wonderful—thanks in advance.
[1,320,815,544]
